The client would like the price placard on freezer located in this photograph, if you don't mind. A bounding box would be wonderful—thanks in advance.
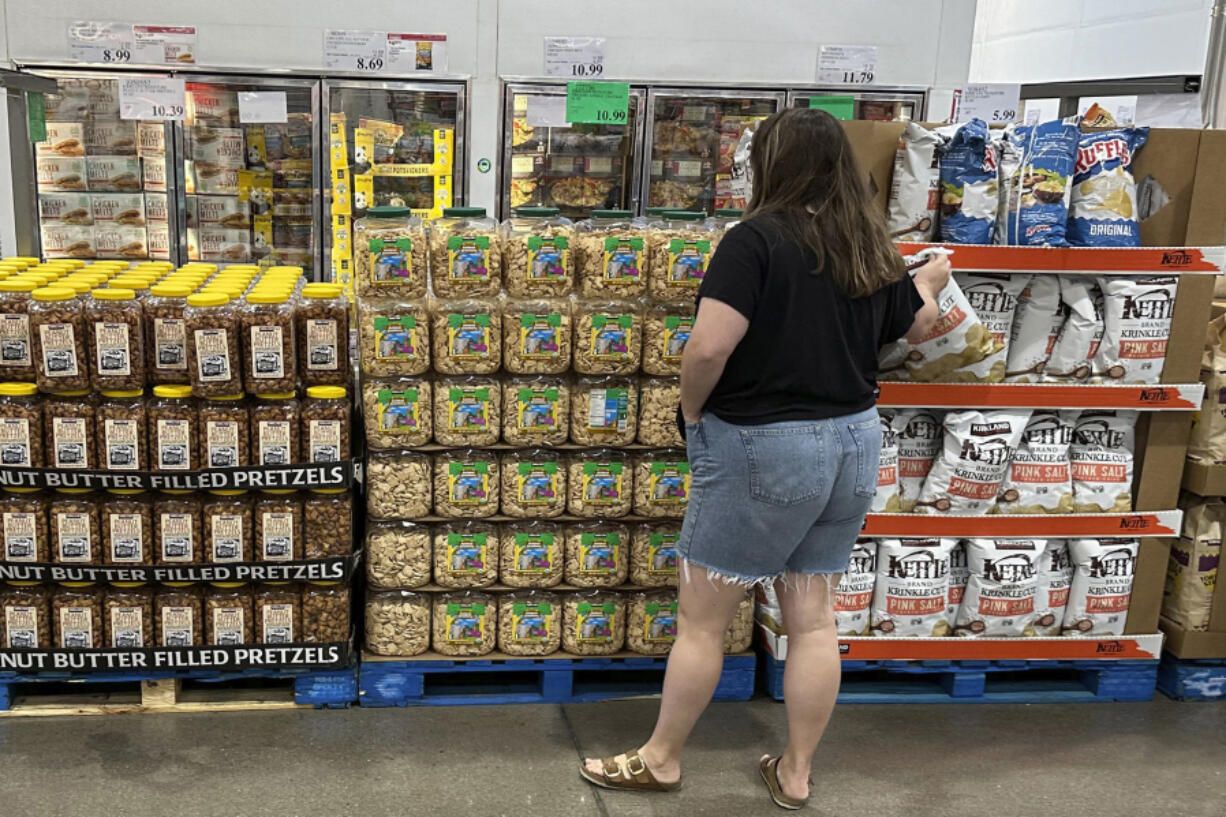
[565,81,629,125]
[386,33,448,73]
[68,21,196,65]
[324,29,387,72]
[238,91,289,124]
[816,44,877,85]
[525,95,570,128]
[544,37,606,78]
[119,77,187,121]
[953,83,1021,123]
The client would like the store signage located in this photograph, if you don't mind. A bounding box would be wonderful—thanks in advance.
[67,21,196,65]
[565,81,630,125]
[118,77,187,121]
[386,33,448,73]
[0,641,351,672]
[324,30,448,73]
[807,95,855,120]
[0,459,357,493]
[952,83,1021,123]
[0,554,358,585]
[817,44,877,85]
[525,94,570,128]
[544,36,606,78]
[238,91,289,124]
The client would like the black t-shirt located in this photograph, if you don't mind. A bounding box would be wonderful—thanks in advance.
[697,216,923,425]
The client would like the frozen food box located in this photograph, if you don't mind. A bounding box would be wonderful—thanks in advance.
[36,156,88,191]
[39,193,93,225]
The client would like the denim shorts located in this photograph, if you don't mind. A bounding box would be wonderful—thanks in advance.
[678,407,881,585]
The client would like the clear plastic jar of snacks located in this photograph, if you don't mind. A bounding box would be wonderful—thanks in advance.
[502,375,569,447]
[1,582,51,647]
[206,582,253,645]
[366,590,430,656]
[0,382,43,468]
[97,389,146,472]
[1,491,48,563]
[301,386,351,464]
[354,206,428,299]
[643,302,693,376]
[428,207,503,299]
[366,450,432,520]
[30,286,89,393]
[567,450,632,518]
[647,210,715,301]
[43,389,94,471]
[502,298,572,375]
[204,492,253,563]
[153,493,202,564]
[105,583,154,647]
[149,385,198,473]
[101,492,152,565]
[240,290,298,394]
[362,377,432,449]
[366,520,431,590]
[251,392,299,466]
[432,591,496,656]
[86,288,145,391]
[431,299,502,375]
[304,490,353,558]
[297,283,350,387]
[562,590,625,656]
[254,494,303,562]
[433,519,500,589]
[0,279,37,381]
[433,375,500,448]
[49,492,99,565]
[626,589,678,655]
[573,300,642,375]
[358,298,429,377]
[185,293,242,398]
[53,582,103,648]
[199,394,249,469]
[501,207,575,297]
[575,210,648,297]
[254,582,301,644]
[145,283,191,385]
[499,519,563,588]
[637,377,684,448]
[500,449,567,520]
[498,590,561,656]
[564,520,630,587]
[433,449,499,519]
[155,584,203,646]
[303,582,350,643]
[630,522,681,587]
[632,450,691,518]
[570,377,638,447]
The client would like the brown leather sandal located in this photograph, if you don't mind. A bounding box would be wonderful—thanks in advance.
[759,755,809,810]
[579,751,683,792]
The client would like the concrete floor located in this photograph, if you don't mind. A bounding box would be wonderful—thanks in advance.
[1,697,1224,817]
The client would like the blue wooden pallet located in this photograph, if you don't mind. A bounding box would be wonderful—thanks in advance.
[0,665,358,711]
[360,652,756,707]
[1157,654,1226,701]
[761,653,1158,704]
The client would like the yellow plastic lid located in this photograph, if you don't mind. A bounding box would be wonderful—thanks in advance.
[110,581,147,589]
[108,488,145,496]
[56,487,92,494]
[60,581,96,588]
[210,581,247,588]
[306,386,346,400]
[14,257,40,265]
[207,394,243,401]
[91,287,136,301]
[163,581,195,588]
[32,286,75,301]
[255,392,295,400]
[187,293,228,307]
[48,389,90,397]
[245,291,289,304]
[150,284,192,297]
[0,280,37,292]
[6,580,41,586]
[153,385,193,398]
[0,271,13,280]
[19,273,51,286]
[0,383,38,396]
[58,280,91,295]
[110,277,150,289]
[101,389,144,398]
[302,283,343,299]
[4,487,39,494]
[307,580,343,587]
[209,489,246,495]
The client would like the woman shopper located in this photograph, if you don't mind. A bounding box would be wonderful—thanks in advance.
[578,108,949,809]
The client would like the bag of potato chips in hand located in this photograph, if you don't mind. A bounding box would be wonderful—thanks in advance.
[949,273,1028,382]
[902,276,996,382]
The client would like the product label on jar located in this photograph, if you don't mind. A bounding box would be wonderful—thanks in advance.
[212,607,245,645]
[39,323,80,377]
[161,605,194,646]
[372,315,418,361]
[56,511,93,563]
[3,511,37,561]
[643,600,679,642]
[447,388,491,433]
[4,606,39,648]
[581,463,625,504]
[60,606,94,648]
[308,419,342,462]
[205,420,240,468]
[109,513,144,562]
[93,321,132,377]
[258,420,292,466]
[662,316,693,360]
[368,237,414,286]
[575,601,617,643]
[510,601,552,644]
[153,317,187,370]
[445,533,490,575]
[589,314,633,360]
[104,418,141,470]
[666,239,710,285]
[443,602,486,643]
[305,319,339,371]
[210,514,244,562]
[446,235,491,281]
[248,325,286,380]
[578,532,621,574]
[447,461,491,506]
[516,388,558,432]
[261,602,294,644]
[648,462,691,504]
[194,328,232,382]
[519,313,561,359]
[0,417,31,467]
[647,533,680,576]
[261,512,295,561]
[52,416,89,468]
[526,236,569,281]
[586,388,629,432]
[516,461,560,507]
[447,313,491,360]
[512,532,556,574]
[375,389,421,435]
[156,418,192,470]
[160,513,194,562]
[109,605,144,648]
[602,237,643,282]
[0,313,32,367]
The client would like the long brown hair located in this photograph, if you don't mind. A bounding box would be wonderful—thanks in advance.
[746,108,904,298]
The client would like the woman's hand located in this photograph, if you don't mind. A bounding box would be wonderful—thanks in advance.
[904,255,952,342]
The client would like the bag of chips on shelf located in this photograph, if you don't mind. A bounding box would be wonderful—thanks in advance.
[897,408,945,512]
[887,121,944,241]
[1067,126,1149,247]
[1069,411,1137,513]
[1161,498,1223,632]
[947,541,969,624]
[872,410,905,513]
[1062,538,1139,636]
[938,119,998,245]
[915,409,1032,515]
[902,277,996,382]
[877,339,910,381]
[1093,275,1178,384]
[994,410,1077,514]
[948,273,1028,382]
[1187,315,1226,464]
[1035,539,1074,636]
[1044,276,1105,382]
[1006,275,1066,382]
[955,539,1047,637]
[870,538,957,636]
[994,118,1080,247]
[835,539,877,636]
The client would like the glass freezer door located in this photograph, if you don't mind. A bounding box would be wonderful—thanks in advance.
[501,83,646,220]
[787,89,928,121]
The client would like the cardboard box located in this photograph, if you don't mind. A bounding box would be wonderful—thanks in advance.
[36,122,85,157]
[1183,460,1226,497]
[85,156,141,193]
[38,193,92,225]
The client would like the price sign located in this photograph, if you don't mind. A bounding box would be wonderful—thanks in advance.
[324,29,387,72]
[953,83,1021,123]
[544,37,606,78]
[807,95,855,120]
[385,33,448,73]
[817,44,878,85]
[118,77,186,121]
[67,21,195,65]
[525,95,570,128]
[565,81,629,125]
[238,91,288,124]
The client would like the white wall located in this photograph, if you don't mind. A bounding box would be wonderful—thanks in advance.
[970,0,1214,84]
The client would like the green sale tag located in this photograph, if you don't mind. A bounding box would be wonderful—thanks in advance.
[566,81,631,125]
[807,95,855,120]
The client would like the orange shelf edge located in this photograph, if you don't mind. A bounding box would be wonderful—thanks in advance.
[860,511,1181,538]
[896,243,1225,275]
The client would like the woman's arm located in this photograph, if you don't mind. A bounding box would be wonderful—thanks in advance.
[904,254,951,342]
[680,297,750,424]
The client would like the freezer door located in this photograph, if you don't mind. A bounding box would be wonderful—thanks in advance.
[787,89,928,122]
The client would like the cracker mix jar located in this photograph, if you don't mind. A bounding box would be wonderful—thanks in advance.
[366,519,431,590]
[206,582,252,645]
[1,491,48,563]
[86,288,145,391]
[252,392,300,466]
[431,299,502,376]
[563,589,625,656]
[627,589,679,655]
[502,298,572,375]
[105,582,153,647]
[154,493,202,565]
[302,386,351,464]
[366,590,431,656]
[630,522,681,587]
[642,302,694,376]
[155,584,202,646]
[637,377,684,448]
[574,300,642,375]
[433,519,500,589]
[500,448,566,519]
[432,590,496,657]
[498,590,561,656]
[354,206,428,300]
[433,449,500,519]
[358,298,429,377]
[241,290,298,394]
[632,450,691,519]
[434,375,500,448]
[1,582,52,647]
[501,206,576,298]
[499,519,564,588]
[366,450,432,520]
[102,492,152,565]
[502,375,570,447]
[575,210,648,298]
[362,377,432,450]
[50,491,98,565]
[0,279,37,381]
[255,582,301,644]
[647,211,714,301]
[199,394,249,469]
[298,283,350,387]
[144,283,191,385]
[571,376,638,447]
[565,520,630,587]
[567,449,632,518]
[30,286,90,393]
[204,492,253,563]
[0,382,43,468]
[53,582,103,648]
[428,207,502,299]
[149,385,198,474]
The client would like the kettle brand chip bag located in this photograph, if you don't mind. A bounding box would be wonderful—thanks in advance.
[1044,276,1105,382]
[938,119,998,245]
[994,410,1077,514]
[1006,275,1065,382]
[949,273,1028,382]
[994,117,1080,247]
[897,408,945,512]
[1035,539,1074,636]
[1093,275,1177,384]
[955,539,1047,637]
[1070,411,1137,513]
[835,539,878,636]
[916,409,1032,515]
[1062,538,1138,636]
[872,410,905,513]
[902,277,996,382]
[887,121,944,241]
[870,538,958,637]
[947,541,970,624]
[1067,127,1149,247]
